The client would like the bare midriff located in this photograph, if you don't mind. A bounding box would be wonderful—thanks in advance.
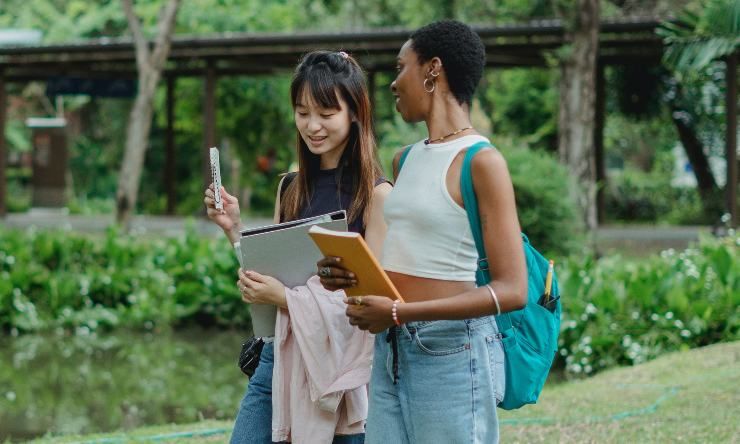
[387,270,476,303]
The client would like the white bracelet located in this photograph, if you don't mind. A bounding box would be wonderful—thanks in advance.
[392,300,402,326]
[485,284,501,315]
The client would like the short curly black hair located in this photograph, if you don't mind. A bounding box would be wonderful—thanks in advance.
[410,20,485,106]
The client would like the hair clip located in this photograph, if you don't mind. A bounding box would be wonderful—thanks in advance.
[338,51,349,59]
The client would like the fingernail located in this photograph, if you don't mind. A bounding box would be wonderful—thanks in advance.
[334,257,342,263]
[348,273,355,278]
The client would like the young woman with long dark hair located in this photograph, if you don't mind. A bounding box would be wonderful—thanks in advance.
[205,50,391,444]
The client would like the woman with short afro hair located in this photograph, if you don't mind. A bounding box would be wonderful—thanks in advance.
[318,20,527,444]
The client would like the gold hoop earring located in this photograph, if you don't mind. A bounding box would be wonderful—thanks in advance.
[423,78,435,93]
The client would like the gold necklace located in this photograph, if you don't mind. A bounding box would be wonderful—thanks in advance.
[424,126,473,145]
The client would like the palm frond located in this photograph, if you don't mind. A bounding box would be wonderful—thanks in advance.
[658,0,740,73]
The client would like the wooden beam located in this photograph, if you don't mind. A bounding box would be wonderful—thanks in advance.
[594,62,606,225]
[726,53,738,228]
[202,63,217,195]
[0,69,6,217]
[165,76,176,215]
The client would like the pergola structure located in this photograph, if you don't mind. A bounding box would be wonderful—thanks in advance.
[0,17,736,225]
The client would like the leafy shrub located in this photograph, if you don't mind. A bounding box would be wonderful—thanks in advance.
[0,225,248,333]
[605,168,713,224]
[558,233,739,377]
[1,227,738,382]
[499,144,583,257]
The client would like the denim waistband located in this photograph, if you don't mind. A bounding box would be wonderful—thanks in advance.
[385,316,500,384]
[402,316,498,335]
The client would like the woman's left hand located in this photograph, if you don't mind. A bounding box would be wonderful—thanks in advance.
[345,295,396,333]
[237,269,287,308]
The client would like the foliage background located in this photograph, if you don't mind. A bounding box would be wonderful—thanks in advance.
[0,0,735,369]
[2,0,728,225]
[1,225,737,381]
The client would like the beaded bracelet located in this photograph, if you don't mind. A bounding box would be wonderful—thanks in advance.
[391,300,402,326]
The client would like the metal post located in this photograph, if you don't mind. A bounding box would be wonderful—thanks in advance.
[165,76,176,215]
[0,69,6,218]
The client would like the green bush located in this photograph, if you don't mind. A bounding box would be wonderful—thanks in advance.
[558,233,739,377]
[605,168,713,224]
[1,227,737,381]
[0,225,248,333]
[499,144,583,257]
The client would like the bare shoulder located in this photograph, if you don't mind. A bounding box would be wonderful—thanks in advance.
[470,147,511,185]
[373,181,393,199]
[471,147,507,171]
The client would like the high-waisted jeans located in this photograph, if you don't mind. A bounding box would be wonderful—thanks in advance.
[365,317,505,444]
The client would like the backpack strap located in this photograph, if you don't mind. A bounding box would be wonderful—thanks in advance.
[397,145,414,173]
[459,141,514,335]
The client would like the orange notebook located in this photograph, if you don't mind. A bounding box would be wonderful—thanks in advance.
[308,225,404,302]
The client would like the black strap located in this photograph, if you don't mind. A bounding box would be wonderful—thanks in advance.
[279,172,297,199]
[277,172,297,223]
[386,327,400,384]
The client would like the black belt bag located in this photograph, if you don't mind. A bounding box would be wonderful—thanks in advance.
[238,336,265,377]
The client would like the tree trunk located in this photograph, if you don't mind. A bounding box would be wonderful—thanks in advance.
[670,110,717,192]
[669,107,723,217]
[116,74,158,225]
[557,0,600,232]
[115,0,180,229]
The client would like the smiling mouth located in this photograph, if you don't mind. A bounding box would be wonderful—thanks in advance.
[308,136,327,143]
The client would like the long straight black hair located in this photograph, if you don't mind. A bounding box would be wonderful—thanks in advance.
[280,51,383,226]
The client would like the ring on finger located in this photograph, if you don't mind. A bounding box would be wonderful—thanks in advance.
[319,267,331,277]
[356,296,363,306]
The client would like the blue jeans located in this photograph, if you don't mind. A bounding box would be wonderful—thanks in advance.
[365,317,505,444]
[230,342,366,444]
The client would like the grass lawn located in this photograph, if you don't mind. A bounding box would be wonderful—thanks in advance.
[27,341,739,443]
[499,340,739,442]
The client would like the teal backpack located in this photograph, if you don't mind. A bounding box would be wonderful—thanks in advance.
[399,141,561,410]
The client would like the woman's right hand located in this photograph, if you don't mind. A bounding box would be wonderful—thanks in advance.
[316,256,357,291]
[204,184,241,241]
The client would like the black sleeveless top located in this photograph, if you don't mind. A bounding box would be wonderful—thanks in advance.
[280,168,389,235]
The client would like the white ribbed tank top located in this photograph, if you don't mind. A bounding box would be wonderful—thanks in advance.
[381,135,489,281]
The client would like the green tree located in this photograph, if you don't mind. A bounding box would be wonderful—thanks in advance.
[658,0,739,75]
[656,0,740,219]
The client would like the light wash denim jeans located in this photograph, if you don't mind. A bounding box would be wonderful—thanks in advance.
[365,317,505,444]
[230,342,366,444]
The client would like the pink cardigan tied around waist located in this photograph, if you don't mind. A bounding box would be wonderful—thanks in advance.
[272,276,374,443]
